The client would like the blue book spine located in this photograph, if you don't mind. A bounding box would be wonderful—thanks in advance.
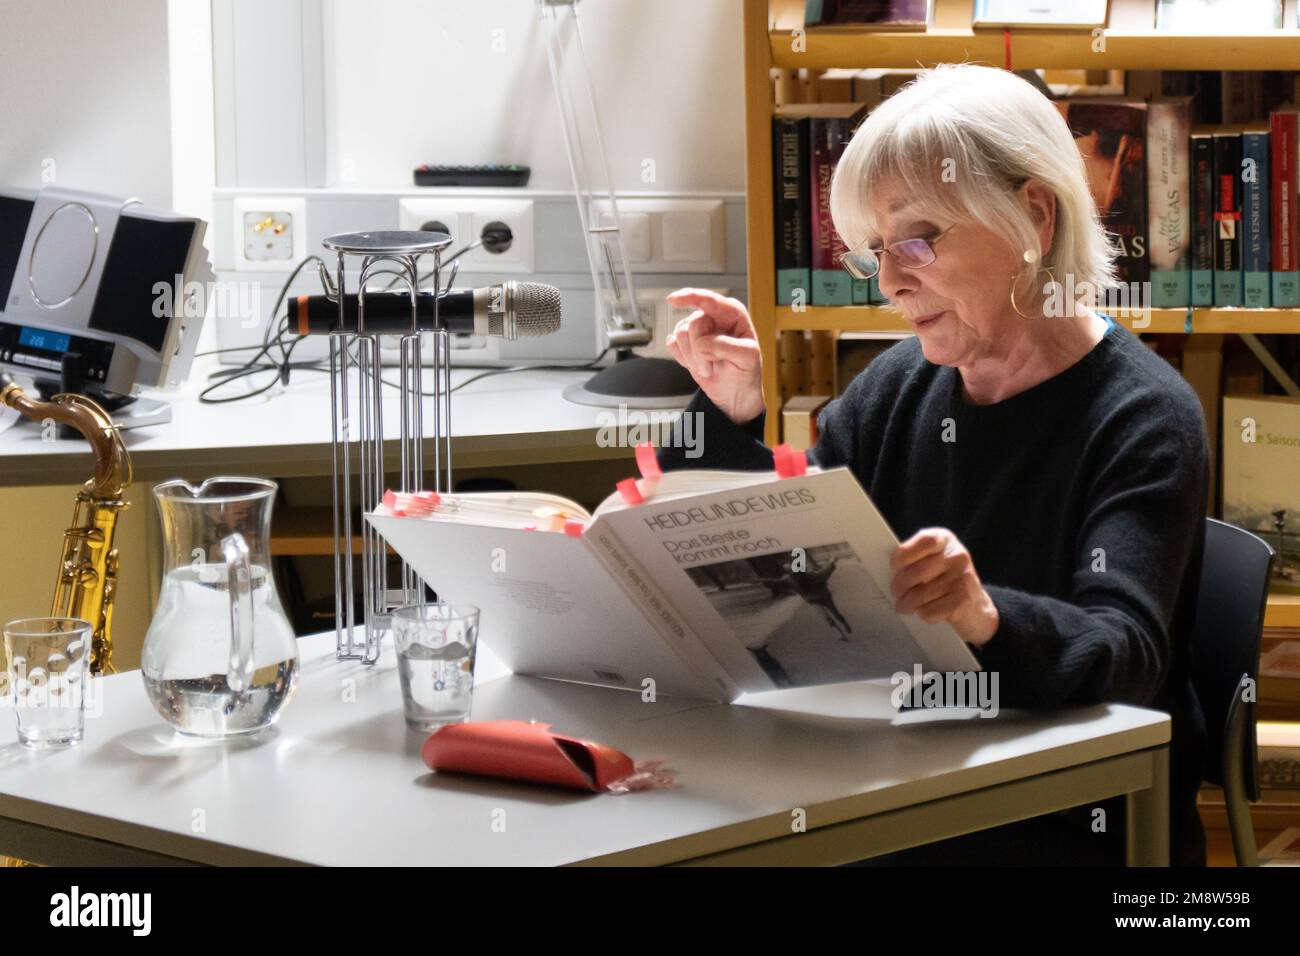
[1242,130,1271,308]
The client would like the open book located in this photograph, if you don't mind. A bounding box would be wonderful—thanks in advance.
[366,464,979,702]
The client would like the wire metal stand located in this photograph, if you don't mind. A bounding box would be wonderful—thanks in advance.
[319,230,454,663]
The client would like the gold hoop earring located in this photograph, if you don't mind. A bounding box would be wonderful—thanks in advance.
[1010,265,1055,319]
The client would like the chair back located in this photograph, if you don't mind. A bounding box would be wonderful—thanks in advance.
[1189,518,1275,799]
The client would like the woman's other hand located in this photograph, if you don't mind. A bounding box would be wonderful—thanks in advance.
[664,288,765,426]
[891,528,1000,647]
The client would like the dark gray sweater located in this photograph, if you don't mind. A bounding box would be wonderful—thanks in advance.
[656,320,1209,866]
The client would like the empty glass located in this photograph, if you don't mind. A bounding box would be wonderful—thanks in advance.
[3,617,93,749]
[392,604,479,732]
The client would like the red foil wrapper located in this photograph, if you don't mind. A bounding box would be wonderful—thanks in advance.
[421,720,673,793]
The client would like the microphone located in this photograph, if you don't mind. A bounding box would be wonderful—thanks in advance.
[291,281,562,339]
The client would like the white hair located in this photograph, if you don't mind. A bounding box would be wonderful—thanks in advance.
[829,63,1119,303]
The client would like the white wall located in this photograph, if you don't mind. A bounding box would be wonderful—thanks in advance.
[0,0,174,208]
[328,0,745,192]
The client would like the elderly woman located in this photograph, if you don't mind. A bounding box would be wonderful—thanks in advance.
[657,64,1208,867]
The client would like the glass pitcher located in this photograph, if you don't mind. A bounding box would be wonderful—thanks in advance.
[142,477,299,736]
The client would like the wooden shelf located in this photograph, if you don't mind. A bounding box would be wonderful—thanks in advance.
[1267,593,1300,630]
[770,30,1300,72]
[775,306,1300,334]
[271,506,393,557]
[743,0,1300,446]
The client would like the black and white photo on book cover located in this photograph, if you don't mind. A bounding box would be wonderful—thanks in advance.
[683,541,922,688]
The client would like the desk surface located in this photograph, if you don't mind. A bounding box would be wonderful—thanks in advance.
[0,632,1169,866]
[0,358,679,485]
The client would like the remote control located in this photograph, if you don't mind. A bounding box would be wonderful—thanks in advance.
[414,164,531,187]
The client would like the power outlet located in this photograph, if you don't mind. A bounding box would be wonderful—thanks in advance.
[466,199,534,273]
[631,286,731,360]
[397,199,464,250]
[233,196,307,270]
[242,210,294,261]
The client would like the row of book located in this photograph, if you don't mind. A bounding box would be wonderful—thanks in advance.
[772,94,1300,309]
[804,0,1295,31]
[772,102,875,307]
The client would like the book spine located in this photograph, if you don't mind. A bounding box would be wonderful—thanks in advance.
[1271,111,1300,307]
[1214,130,1244,307]
[585,524,735,699]
[1191,134,1216,305]
[810,115,853,305]
[1148,100,1192,308]
[1242,130,1271,308]
[773,116,811,306]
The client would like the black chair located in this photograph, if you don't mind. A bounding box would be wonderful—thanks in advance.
[1188,518,1275,867]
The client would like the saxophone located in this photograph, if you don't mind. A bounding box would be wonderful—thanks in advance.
[0,372,132,675]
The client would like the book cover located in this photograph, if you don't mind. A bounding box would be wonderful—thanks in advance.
[809,104,867,306]
[1156,0,1283,31]
[781,395,831,450]
[772,111,811,306]
[1148,97,1192,308]
[1214,129,1244,307]
[1191,128,1216,305]
[1242,125,1272,308]
[805,0,928,27]
[1056,99,1149,292]
[1222,394,1300,594]
[1271,108,1300,307]
[972,0,1107,27]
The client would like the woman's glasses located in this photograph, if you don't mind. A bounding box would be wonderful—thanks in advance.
[836,224,956,281]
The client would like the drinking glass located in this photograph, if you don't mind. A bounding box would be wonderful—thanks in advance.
[3,617,93,749]
[391,604,479,732]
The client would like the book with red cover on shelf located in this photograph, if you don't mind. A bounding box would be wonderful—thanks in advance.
[1271,106,1300,306]
[808,103,868,306]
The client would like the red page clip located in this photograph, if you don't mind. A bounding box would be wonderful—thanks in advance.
[634,441,662,479]
[772,443,807,478]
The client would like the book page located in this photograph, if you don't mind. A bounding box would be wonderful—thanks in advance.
[592,467,979,694]
[366,512,724,700]
[591,467,825,520]
[379,491,591,529]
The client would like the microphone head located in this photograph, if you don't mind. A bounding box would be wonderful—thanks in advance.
[509,281,563,337]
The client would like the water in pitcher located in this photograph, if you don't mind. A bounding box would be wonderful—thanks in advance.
[142,565,299,736]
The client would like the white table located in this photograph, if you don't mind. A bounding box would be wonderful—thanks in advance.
[0,357,665,486]
[0,632,1169,866]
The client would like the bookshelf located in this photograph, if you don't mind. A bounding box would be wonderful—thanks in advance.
[741,3,1300,847]
[740,0,1300,446]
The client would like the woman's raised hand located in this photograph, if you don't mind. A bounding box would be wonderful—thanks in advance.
[664,288,765,426]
